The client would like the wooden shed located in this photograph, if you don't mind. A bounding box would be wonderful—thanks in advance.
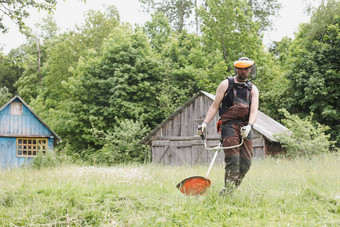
[0,95,61,168]
[140,91,288,165]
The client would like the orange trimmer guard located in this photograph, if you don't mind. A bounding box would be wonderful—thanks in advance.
[176,176,211,196]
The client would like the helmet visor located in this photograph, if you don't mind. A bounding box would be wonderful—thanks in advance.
[234,60,255,69]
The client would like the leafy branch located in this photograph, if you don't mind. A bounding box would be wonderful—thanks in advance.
[0,0,85,35]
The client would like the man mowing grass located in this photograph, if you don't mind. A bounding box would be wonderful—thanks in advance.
[199,57,259,196]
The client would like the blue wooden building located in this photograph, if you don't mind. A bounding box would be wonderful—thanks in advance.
[0,95,61,168]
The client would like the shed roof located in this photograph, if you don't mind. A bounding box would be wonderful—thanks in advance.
[0,95,62,143]
[140,90,288,144]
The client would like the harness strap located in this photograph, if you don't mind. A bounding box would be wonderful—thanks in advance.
[219,77,253,116]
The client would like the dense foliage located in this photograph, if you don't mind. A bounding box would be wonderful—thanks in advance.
[0,0,58,33]
[89,119,150,165]
[57,27,164,156]
[0,0,338,164]
[272,0,340,145]
[0,87,12,107]
[275,109,334,158]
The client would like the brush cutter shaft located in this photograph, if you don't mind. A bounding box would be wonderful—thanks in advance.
[206,150,219,177]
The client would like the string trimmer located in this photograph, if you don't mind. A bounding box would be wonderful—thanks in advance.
[176,125,244,196]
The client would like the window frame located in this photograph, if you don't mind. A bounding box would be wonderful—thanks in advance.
[16,138,48,157]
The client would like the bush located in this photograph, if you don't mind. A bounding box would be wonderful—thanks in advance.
[54,143,86,165]
[274,109,334,158]
[88,118,150,165]
[32,150,71,169]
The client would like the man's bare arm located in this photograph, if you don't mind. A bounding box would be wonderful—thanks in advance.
[203,79,229,124]
[248,85,259,125]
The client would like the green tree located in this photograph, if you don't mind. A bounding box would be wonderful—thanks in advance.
[275,109,333,158]
[199,0,262,66]
[0,0,60,33]
[0,86,12,106]
[37,15,59,40]
[139,0,194,33]
[282,0,340,145]
[13,15,61,102]
[20,7,120,120]
[198,0,281,96]
[0,49,24,94]
[139,0,280,34]
[268,37,292,65]
[73,6,120,52]
[248,0,281,32]
[55,27,164,156]
[157,31,205,115]
[89,119,150,165]
[143,12,172,52]
[143,11,214,115]
[14,35,48,102]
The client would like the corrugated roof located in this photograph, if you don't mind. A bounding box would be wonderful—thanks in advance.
[140,91,289,144]
[0,95,62,143]
[253,111,289,142]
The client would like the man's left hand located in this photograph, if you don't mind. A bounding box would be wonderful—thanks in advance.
[241,124,252,138]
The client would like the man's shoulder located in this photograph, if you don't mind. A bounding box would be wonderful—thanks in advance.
[216,78,230,95]
[251,84,259,94]
[221,77,234,85]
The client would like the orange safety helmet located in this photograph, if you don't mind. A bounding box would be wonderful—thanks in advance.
[234,57,255,69]
[234,57,257,79]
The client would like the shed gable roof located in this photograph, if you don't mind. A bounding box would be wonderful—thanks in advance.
[0,95,62,143]
[140,91,288,144]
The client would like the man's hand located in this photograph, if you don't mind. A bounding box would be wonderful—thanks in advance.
[201,122,208,134]
[241,124,252,138]
[198,122,208,139]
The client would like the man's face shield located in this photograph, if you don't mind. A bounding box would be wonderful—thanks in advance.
[234,60,254,69]
[234,59,257,80]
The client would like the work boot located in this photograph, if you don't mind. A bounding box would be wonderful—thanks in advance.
[219,180,236,196]
[219,187,227,196]
[219,186,234,197]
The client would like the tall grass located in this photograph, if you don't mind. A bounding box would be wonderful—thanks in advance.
[0,153,339,226]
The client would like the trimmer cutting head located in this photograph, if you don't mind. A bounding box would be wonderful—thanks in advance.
[177,127,244,196]
[176,176,211,196]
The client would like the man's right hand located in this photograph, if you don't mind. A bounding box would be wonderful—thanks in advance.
[200,122,208,134]
[198,122,208,140]
[201,122,208,133]
[241,124,252,138]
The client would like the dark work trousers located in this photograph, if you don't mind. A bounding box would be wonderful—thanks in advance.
[221,120,253,187]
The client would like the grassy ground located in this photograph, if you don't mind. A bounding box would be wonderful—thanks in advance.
[0,153,339,226]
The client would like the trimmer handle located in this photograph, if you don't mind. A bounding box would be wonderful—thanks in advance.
[197,125,205,140]
[198,125,244,151]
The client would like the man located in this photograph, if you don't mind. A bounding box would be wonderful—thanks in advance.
[199,57,259,195]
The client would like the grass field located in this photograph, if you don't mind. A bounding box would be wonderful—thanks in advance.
[1,153,339,226]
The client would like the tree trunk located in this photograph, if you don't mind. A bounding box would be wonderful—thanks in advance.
[35,38,42,85]
[195,0,199,35]
[177,0,185,33]
[220,36,228,64]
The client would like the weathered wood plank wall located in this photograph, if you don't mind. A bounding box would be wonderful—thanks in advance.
[150,92,270,165]
[151,95,233,165]
[252,130,266,159]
